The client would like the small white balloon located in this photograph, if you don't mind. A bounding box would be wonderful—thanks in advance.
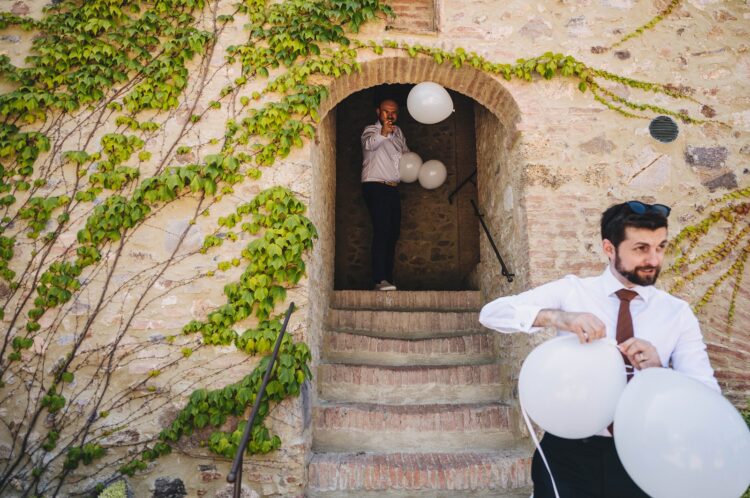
[614,368,750,498]
[519,335,626,439]
[418,160,447,190]
[407,82,454,125]
[399,152,423,183]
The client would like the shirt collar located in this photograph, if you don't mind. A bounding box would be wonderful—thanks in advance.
[600,265,655,304]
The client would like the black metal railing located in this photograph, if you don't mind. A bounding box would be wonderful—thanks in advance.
[470,200,514,283]
[226,302,296,498]
[447,168,477,204]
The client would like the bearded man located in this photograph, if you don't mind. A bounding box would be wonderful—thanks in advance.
[479,200,719,498]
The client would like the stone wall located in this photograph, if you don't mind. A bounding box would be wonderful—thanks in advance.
[0,0,749,496]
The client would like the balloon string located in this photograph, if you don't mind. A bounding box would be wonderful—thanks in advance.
[521,404,560,498]
[520,355,630,498]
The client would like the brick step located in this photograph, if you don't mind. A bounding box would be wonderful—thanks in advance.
[307,449,533,497]
[313,402,515,452]
[327,309,484,339]
[317,363,508,405]
[308,490,532,498]
[331,290,481,311]
[322,330,497,366]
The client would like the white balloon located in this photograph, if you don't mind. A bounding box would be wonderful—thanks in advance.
[407,82,454,124]
[399,152,423,183]
[417,160,447,190]
[614,368,750,498]
[518,335,626,439]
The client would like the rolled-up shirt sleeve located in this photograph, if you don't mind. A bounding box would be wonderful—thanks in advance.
[670,305,721,392]
[479,277,572,333]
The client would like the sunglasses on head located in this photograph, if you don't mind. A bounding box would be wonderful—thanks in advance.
[625,201,671,217]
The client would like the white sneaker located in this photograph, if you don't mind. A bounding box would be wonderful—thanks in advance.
[374,280,397,291]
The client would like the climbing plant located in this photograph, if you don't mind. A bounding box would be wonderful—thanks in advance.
[0,0,738,495]
[666,187,750,330]
[611,0,683,49]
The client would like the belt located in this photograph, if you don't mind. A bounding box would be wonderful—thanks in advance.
[546,433,614,448]
[366,180,398,187]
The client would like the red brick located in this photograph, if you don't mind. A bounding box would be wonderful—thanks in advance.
[314,403,511,432]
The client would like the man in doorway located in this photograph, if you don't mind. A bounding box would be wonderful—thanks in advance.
[361,98,409,291]
[478,201,719,498]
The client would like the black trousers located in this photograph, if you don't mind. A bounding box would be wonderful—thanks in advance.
[362,182,400,284]
[531,433,650,498]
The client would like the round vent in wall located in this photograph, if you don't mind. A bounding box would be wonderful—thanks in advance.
[649,116,679,143]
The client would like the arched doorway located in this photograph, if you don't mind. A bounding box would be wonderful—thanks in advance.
[304,61,537,489]
[334,84,479,290]
[309,55,529,306]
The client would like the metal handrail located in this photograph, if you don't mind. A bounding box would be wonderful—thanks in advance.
[447,168,477,204]
[226,302,296,498]
[470,200,514,283]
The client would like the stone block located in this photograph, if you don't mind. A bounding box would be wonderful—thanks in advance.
[152,477,187,498]
[214,484,259,498]
[579,134,616,155]
[702,172,738,191]
[10,2,29,15]
[614,50,631,60]
[685,145,728,169]
[519,18,552,40]
[628,154,671,189]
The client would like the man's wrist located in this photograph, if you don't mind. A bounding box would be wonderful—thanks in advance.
[534,309,564,329]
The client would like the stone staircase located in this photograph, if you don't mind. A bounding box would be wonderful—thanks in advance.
[308,291,533,497]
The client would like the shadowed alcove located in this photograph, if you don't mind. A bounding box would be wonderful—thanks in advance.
[334,84,479,290]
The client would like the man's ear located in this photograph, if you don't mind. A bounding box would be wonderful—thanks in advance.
[602,239,616,262]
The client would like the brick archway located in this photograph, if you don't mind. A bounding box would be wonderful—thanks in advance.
[304,55,534,446]
[318,56,522,136]
[306,54,530,359]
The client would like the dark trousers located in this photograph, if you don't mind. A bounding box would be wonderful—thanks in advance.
[531,433,650,498]
[362,182,400,284]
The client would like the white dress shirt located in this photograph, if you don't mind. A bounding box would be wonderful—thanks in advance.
[479,266,720,393]
[361,121,409,183]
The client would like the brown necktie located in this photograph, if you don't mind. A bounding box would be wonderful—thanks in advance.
[615,289,639,375]
[609,289,638,436]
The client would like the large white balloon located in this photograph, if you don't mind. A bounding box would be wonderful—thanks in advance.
[417,160,447,190]
[399,152,423,183]
[407,82,454,124]
[518,336,626,439]
[614,368,750,498]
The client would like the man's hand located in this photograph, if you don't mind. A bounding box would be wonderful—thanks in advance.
[618,337,660,370]
[534,310,606,344]
[381,120,394,136]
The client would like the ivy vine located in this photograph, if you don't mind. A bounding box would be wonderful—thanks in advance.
[611,0,683,49]
[666,187,750,330]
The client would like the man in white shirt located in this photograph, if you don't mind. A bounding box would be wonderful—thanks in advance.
[361,99,409,291]
[479,201,719,498]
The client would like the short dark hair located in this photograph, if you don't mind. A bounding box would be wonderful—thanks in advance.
[601,202,668,248]
[377,98,399,108]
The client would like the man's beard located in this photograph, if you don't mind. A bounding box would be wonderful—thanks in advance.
[615,252,661,286]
